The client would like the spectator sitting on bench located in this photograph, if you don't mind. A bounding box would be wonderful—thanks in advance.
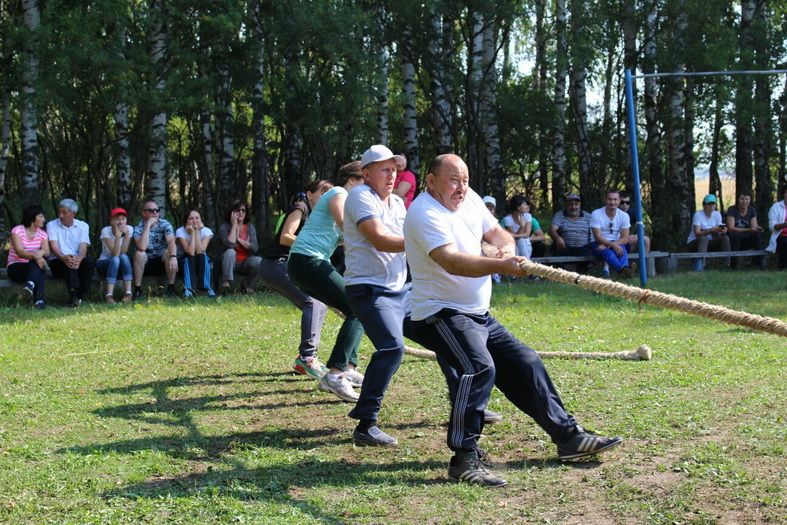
[501,195,532,258]
[548,193,593,274]
[482,195,503,284]
[132,200,178,299]
[726,190,765,270]
[618,191,651,255]
[766,185,787,270]
[176,208,216,298]
[7,204,49,309]
[219,200,261,294]
[97,207,134,304]
[590,189,632,278]
[47,198,96,307]
[686,194,730,272]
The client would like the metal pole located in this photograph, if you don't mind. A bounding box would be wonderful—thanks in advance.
[624,69,648,286]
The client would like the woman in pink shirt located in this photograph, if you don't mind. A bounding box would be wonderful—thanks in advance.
[7,205,50,309]
[392,155,416,208]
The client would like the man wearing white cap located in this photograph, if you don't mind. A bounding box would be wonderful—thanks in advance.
[343,145,409,446]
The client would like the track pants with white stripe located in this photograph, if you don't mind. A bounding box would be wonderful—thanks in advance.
[181,254,211,291]
[412,309,578,452]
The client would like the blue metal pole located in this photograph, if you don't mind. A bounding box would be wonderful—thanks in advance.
[624,69,648,287]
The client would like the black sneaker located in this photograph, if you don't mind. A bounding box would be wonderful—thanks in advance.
[353,426,398,447]
[34,300,46,310]
[68,297,82,308]
[483,409,503,424]
[448,450,507,487]
[557,426,623,460]
[23,281,35,297]
[166,285,177,298]
[132,287,143,300]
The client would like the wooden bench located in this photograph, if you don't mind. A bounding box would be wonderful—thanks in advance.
[532,251,670,277]
[665,250,769,272]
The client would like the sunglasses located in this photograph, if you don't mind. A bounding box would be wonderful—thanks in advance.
[143,208,160,213]
[620,201,630,205]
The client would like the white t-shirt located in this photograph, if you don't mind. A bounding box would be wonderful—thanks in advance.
[501,213,532,232]
[404,188,498,321]
[343,184,407,290]
[175,226,214,257]
[98,224,133,261]
[687,210,723,243]
[46,218,91,259]
[590,207,630,243]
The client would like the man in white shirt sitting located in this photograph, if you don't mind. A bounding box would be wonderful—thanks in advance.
[47,198,95,307]
[590,189,633,278]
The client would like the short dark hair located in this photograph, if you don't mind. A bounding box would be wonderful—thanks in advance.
[619,190,630,200]
[508,195,528,213]
[224,200,249,224]
[335,161,363,186]
[21,204,44,228]
[606,189,620,198]
[738,189,752,198]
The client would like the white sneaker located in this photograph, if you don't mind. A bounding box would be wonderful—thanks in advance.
[343,368,364,387]
[319,375,359,402]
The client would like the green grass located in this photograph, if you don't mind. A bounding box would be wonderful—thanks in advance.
[0,270,784,524]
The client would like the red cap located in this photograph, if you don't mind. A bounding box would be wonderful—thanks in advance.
[110,207,128,218]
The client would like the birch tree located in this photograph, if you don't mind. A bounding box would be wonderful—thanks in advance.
[552,0,568,206]
[429,8,452,153]
[481,17,504,199]
[752,1,772,219]
[375,4,390,145]
[399,27,419,177]
[147,0,168,216]
[249,0,269,236]
[734,0,756,196]
[569,0,593,204]
[114,28,132,210]
[21,0,40,204]
[643,0,663,229]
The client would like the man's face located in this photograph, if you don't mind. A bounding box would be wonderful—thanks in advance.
[737,194,751,208]
[363,159,397,198]
[58,207,75,226]
[619,196,631,211]
[605,192,620,210]
[141,202,160,222]
[427,155,469,212]
[565,199,581,217]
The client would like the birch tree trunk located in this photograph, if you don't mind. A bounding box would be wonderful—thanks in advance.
[569,0,592,205]
[217,61,236,211]
[114,31,132,209]
[551,0,568,209]
[249,0,269,235]
[399,28,419,177]
[0,89,9,235]
[375,5,389,145]
[684,79,697,209]
[534,0,549,205]
[429,9,452,153]
[481,18,503,200]
[643,0,664,244]
[466,10,484,190]
[779,83,787,198]
[734,0,755,196]
[147,0,168,217]
[21,0,40,205]
[664,3,692,249]
[752,1,772,220]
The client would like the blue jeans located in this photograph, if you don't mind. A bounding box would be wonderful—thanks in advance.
[412,310,577,452]
[346,283,410,422]
[96,254,132,284]
[591,241,629,272]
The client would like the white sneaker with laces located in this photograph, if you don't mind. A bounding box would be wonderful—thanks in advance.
[319,375,359,402]
[343,368,364,387]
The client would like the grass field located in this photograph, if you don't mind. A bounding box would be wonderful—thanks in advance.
[0,270,784,524]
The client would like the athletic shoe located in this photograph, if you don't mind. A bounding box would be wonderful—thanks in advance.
[343,368,364,387]
[293,356,328,379]
[206,288,216,298]
[105,295,116,305]
[353,426,398,447]
[318,375,359,402]
[166,285,177,297]
[122,292,133,304]
[448,450,507,488]
[23,281,35,297]
[68,297,82,308]
[132,287,143,300]
[557,425,623,460]
[601,270,610,278]
[483,409,503,424]
[619,266,632,278]
[34,300,46,310]
[183,289,194,299]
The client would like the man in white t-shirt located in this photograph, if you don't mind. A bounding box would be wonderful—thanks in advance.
[343,145,408,447]
[404,154,622,487]
[590,189,632,278]
[47,198,96,307]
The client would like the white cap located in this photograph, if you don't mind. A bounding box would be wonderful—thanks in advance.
[482,196,496,208]
[360,145,406,169]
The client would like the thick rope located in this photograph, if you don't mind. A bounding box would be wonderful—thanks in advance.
[517,259,787,337]
[404,344,652,361]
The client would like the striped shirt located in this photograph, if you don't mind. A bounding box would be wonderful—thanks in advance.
[551,210,592,247]
[7,224,48,266]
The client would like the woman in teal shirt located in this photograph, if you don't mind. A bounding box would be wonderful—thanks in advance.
[287,161,366,402]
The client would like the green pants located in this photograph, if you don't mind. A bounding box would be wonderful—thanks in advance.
[287,253,363,371]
